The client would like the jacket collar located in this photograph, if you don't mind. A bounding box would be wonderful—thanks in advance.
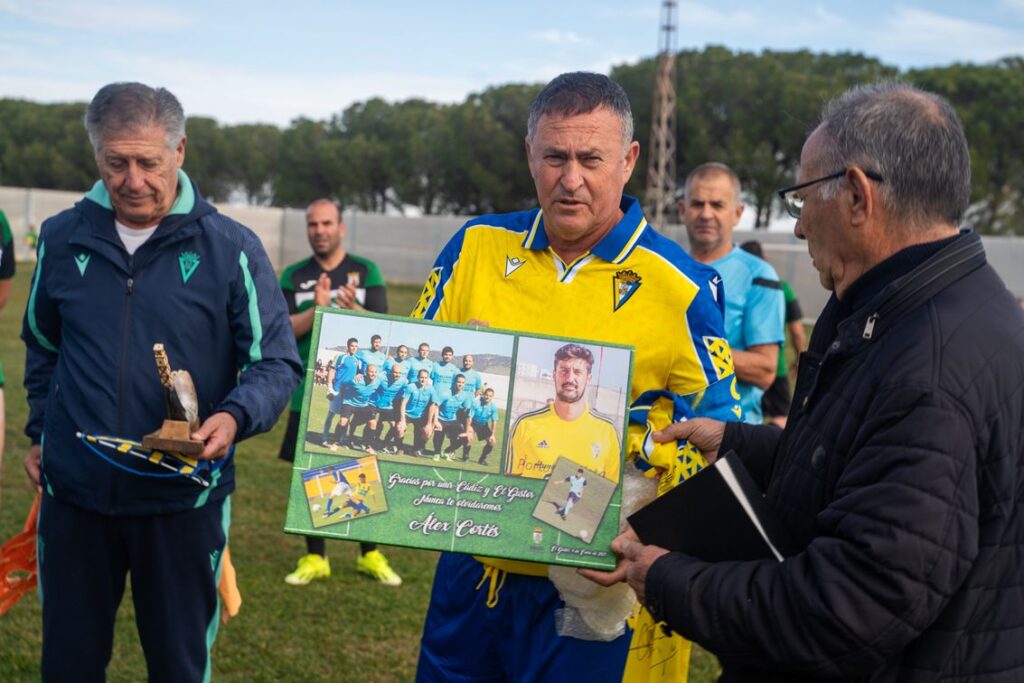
[70,171,216,270]
[76,171,214,240]
[834,230,986,352]
[520,194,648,265]
[795,231,986,416]
[83,168,196,218]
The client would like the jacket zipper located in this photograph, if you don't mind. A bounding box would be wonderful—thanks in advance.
[116,256,135,435]
[860,236,983,341]
[862,314,878,339]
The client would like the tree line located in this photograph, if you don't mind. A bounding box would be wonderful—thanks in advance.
[1,47,1021,233]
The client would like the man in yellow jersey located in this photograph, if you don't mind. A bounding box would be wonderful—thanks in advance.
[412,71,739,682]
[509,343,620,482]
[342,473,373,516]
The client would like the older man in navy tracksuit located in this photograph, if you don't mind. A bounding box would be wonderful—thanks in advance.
[22,82,300,682]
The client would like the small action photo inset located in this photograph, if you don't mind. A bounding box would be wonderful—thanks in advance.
[532,456,617,544]
[506,338,630,483]
[301,456,387,528]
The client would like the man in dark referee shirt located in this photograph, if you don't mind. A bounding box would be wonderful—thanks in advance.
[278,198,401,586]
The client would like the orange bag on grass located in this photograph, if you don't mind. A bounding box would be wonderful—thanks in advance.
[0,492,240,621]
[0,491,41,616]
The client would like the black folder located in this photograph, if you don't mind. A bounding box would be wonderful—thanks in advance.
[627,450,794,562]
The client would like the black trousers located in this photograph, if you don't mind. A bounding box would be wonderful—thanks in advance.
[38,492,229,683]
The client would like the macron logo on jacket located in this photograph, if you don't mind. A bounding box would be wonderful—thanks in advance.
[75,253,90,276]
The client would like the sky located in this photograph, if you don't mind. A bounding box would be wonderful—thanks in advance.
[2,0,1023,127]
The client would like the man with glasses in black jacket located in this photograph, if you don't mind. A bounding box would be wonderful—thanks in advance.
[584,82,1024,681]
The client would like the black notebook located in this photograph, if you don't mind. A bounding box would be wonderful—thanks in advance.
[628,450,794,562]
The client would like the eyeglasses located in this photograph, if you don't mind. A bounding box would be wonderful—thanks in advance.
[776,169,884,219]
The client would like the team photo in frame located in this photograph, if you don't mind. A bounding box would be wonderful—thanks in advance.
[299,312,513,474]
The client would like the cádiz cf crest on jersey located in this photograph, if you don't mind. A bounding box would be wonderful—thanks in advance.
[612,269,642,311]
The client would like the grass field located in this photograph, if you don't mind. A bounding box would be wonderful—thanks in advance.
[0,271,721,682]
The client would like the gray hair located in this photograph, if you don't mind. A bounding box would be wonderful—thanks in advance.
[813,82,971,227]
[683,162,742,204]
[84,82,186,152]
[526,72,634,151]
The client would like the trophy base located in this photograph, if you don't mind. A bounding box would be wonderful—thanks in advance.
[143,420,204,456]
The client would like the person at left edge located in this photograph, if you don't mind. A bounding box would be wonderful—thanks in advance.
[21,82,302,683]
[0,209,14,491]
[278,198,402,587]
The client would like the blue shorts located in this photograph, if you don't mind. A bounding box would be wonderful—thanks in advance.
[345,499,370,514]
[416,553,630,682]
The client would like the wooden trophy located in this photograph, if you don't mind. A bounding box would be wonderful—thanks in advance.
[142,343,204,456]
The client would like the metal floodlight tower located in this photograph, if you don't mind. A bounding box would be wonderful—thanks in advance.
[644,0,678,228]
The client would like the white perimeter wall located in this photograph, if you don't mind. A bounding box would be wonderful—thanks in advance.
[5,185,1023,321]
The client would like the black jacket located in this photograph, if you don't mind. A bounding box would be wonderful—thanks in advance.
[645,232,1024,681]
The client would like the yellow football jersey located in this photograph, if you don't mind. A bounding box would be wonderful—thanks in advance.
[351,483,371,504]
[413,195,740,476]
[508,404,621,482]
